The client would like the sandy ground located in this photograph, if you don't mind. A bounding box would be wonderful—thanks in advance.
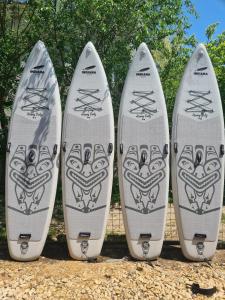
[0,242,225,300]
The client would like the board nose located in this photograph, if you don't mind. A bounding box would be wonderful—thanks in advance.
[35,40,45,50]
[85,41,95,52]
[195,43,208,58]
[137,42,149,58]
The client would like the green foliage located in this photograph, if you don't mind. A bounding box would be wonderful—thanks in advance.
[222,213,225,224]
[206,31,225,117]
[205,22,219,42]
[157,35,197,125]
[50,0,197,123]
[205,29,225,203]
[0,0,197,127]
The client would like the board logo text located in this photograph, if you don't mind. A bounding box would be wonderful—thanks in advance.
[82,65,96,74]
[136,67,150,77]
[30,65,45,74]
[194,67,208,75]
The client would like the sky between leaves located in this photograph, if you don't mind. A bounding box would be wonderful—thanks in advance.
[186,0,225,41]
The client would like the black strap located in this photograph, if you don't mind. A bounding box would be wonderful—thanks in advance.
[62,142,66,152]
[120,143,123,154]
[190,283,217,296]
[163,144,169,155]
[174,142,178,153]
[220,144,224,156]
[6,142,11,153]
[53,144,58,155]
[108,143,113,155]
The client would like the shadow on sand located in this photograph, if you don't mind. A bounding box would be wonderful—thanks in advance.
[0,237,190,263]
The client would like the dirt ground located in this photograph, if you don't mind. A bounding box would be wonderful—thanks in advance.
[0,241,225,300]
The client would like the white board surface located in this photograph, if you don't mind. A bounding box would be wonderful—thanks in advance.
[171,44,225,261]
[62,42,114,260]
[117,43,169,260]
[6,41,61,261]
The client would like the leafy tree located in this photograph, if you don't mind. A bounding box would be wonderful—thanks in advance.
[205,26,225,118]
[0,1,46,192]
[204,24,225,203]
[48,0,197,124]
[205,22,219,43]
[0,0,197,127]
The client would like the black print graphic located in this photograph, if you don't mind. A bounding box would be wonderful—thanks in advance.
[82,65,96,74]
[30,65,45,74]
[185,90,213,120]
[9,145,53,215]
[123,145,166,214]
[66,144,109,213]
[74,89,108,119]
[194,67,208,76]
[129,91,157,120]
[21,87,49,119]
[136,67,150,77]
[178,145,221,215]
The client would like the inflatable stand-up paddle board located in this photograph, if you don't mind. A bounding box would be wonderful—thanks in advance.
[6,41,61,261]
[171,44,225,261]
[62,42,114,260]
[117,43,169,260]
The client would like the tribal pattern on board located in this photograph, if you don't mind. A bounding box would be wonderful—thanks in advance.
[74,88,109,119]
[129,90,157,120]
[66,144,109,213]
[9,145,53,215]
[123,145,166,214]
[178,145,221,215]
[184,90,214,120]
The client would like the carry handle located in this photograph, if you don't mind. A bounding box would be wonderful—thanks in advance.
[139,150,147,168]
[194,150,202,167]
[84,149,91,164]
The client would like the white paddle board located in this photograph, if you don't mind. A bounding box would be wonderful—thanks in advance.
[6,41,62,261]
[62,42,114,260]
[171,44,225,261]
[117,43,169,260]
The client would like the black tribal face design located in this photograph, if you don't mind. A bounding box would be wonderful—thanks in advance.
[9,145,53,215]
[123,145,166,214]
[178,145,221,214]
[66,144,109,213]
